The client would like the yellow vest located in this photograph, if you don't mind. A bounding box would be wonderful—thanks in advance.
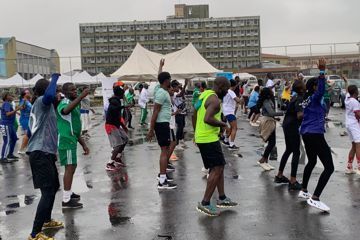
[195,90,221,143]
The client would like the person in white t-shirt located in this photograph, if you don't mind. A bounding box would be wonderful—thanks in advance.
[344,76,360,175]
[138,83,149,126]
[222,79,242,150]
[265,73,280,94]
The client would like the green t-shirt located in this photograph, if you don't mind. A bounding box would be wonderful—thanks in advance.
[324,83,331,100]
[192,87,200,106]
[57,98,81,150]
[124,92,134,106]
[154,87,171,123]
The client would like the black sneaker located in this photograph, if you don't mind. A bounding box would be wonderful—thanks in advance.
[71,192,81,201]
[157,174,174,182]
[157,180,177,190]
[221,140,230,146]
[62,199,83,209]
[166,164,175,173]
[0,158,13,163]
[7,155,19,161]
[274,176,289,184]
[288,181,302,191]
[228,145,239,151]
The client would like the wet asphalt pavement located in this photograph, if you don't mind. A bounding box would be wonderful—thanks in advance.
[0,106,360,240]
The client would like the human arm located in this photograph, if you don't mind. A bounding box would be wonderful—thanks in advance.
[312,58,327,102]
[78,137,90,155]
[192,108,197,131]
[146,103,161,141]
[204,95,227,128]
[61,88,90,115]
[342,74,348,93]
[4,103,22,116]
[158,59,165,74]
[42,73,60,105]
[176,79,190,98]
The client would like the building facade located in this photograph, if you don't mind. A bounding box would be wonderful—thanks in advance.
[0,37,60,79]
[80,6,260,75]
[173,4,209,19]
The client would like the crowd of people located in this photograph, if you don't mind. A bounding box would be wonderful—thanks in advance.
[0,58,359,239]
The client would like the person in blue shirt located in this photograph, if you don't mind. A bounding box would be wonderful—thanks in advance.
[18,89,32,154]
[247,85,260,126]
[0,92,23,162]
[298,58,334,212]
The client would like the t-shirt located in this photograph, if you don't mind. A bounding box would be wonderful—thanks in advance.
[19,99,32,122]
[57,98,81,150]
[27,96,58,154]
[0,101,15,125]
[154,87,171,123]
[345,93,360,126]
[248,91,259,109]
[192,87,200,106]
[282,95,304,135]
[138,88,149,108]
[222,89,237,116]
[282,87,291,101]
[266,79,275,93]
[324,83,331,100]
[80,97,91,111]
[106,97,123,128]
[174,92,187,115]
[124,92,135,107]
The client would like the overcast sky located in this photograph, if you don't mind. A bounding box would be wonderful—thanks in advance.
[1,0,359,70]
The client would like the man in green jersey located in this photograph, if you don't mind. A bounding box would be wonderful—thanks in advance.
[193,77,238,216]
[57,83,90,209]
[125,88,135,129]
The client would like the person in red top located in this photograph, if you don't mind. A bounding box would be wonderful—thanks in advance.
[105,83,129,171]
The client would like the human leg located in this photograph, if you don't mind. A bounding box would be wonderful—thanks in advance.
[261,130,276,163]
[0,125,9,159]
[301,134,319,192]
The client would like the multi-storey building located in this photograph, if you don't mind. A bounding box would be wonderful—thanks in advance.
[0,37,60,79]
[79,5,261,75]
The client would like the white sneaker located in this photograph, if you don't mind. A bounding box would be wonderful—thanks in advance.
[201,167,209,175]
[307,198,330,212]
[17,150,25,155]
[257,161,271,171]
[354,169,360,175]
[250,122,260,127]
[345,168,355,174]
[298,190,312,200]
[266,163,275,170]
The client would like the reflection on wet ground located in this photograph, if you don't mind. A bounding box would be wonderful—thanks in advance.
[0,194,37,216]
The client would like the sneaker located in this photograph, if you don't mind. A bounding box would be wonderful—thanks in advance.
[62,199,83,209]
[0,158,13,164]
[42,219,64,229]
[196,202,220,216]
[355,168,360,175]
[216,197,238,208]
[345,167,355,174]
[169,154,178,161]
[288,181,302,191]
[274,175,289,184]
[221,140,230,146]
[307,198,330,212]
[298,190,312,200]
[17,150,26,155]
[250,122,260,127]
[28,232,54,240]
[157,180,177,190]
[7,155,20,160]
[105,162,117,171]
[175,145,184,151]
[266,163,275,170]
[166,164,175,173]
[71,192,80,201]
[228,145,240,151]
[157,174,174,182]
[257,161,271,171]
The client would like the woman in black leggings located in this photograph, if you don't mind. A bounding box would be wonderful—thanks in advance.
[275,80,306,190]
[298,59,334,212]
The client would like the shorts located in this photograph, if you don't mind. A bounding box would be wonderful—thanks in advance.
[29,151,60,189]
[347,124,360,143]
[197,141,226,169]
[243,96,249,106]
[19,118,29,133]
[107,127,129,148]
[59,148,77,166]
[154,122,171,147]
[81,112,91,131]
[225,114,236,123]
[248,106,260,118]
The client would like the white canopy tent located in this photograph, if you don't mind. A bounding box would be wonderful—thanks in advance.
[111,43,221,81]
[0,73,28,88]
[72,71,99,85]
[27,74,44,86]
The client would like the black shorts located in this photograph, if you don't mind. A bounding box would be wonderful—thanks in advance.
[170,129,176,142]
[154,122,171,147]
[29,151,60,189]
[249,106,260,117]
[197,141,226,169]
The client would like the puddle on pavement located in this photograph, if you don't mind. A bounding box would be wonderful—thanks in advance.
[0,209,16,216]
[0,195,36,217]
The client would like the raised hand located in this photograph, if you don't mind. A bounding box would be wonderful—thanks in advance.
[317,58,326,71]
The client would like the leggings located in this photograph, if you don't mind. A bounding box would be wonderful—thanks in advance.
[302,134,334,197]
[175,114,186,143]
[0,124,17,158]
[279,131,300,177]
[263,130,276,159]
[31,187,57,236]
